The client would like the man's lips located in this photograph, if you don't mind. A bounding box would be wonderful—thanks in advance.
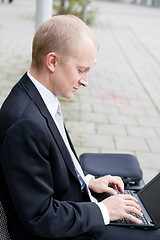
[73,87,79,92]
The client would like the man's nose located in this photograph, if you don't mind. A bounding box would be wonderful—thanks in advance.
[79,74,88,87]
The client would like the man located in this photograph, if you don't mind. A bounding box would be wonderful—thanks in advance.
[0,15,159,240]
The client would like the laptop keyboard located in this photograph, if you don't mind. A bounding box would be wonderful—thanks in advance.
[117,190,148,225]
[119,212,148,225]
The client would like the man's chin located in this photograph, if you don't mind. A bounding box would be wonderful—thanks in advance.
[61,93,74,100]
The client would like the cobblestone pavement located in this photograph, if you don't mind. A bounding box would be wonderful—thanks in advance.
[0,0,160,183]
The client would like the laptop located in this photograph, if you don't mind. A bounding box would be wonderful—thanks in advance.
[110,172,160,230]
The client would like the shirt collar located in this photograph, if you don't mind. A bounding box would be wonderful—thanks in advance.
[27,71,59,118]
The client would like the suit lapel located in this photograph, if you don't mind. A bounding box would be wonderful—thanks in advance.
[65,126,79,160]
[20,73,78,180]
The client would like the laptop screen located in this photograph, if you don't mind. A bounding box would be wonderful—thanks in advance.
[138,173,160,227]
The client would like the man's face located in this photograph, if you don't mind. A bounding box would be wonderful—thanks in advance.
[51,37,97,99]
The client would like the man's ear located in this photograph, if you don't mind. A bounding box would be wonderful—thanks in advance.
[46,52,57,72]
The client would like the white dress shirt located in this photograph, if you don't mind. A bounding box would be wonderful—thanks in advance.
[27,71,110,225]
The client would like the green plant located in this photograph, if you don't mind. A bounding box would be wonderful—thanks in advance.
[53,0,97,24]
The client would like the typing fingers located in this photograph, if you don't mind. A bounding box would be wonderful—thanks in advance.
[122,194,138,203]
[125,199,141,211]
[123,195,143,224]
[102,193,142,224]
[114,176,124,193]
[125,211,142,224]
[107,175,124,194]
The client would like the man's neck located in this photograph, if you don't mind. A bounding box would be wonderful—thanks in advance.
[29,67,54,95]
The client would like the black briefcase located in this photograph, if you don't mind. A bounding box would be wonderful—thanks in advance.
[79,153,145,191]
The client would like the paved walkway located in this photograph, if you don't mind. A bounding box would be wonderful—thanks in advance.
[0,0,160,183]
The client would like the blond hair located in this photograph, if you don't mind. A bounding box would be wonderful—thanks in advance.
[31,15,98,69]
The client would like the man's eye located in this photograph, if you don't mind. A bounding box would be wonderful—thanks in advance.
[78,69,84,73]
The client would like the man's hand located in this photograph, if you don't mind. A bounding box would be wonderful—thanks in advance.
[88,175,142,224]
[102,194,143,224]
[88,175,124,195]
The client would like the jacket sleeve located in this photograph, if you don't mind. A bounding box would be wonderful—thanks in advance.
[0,118,105,238]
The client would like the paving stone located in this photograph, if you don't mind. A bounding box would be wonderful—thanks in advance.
[136,152,160,171]
[119,106,147,117]
[79,103,94,112]
[80,111,109,123]
[61,101,80,111]
[115,136,150,151]
[93,103,119,114]
[97,124,127,136]
[75,147,101,157]
[62,110,81,121]
[142,168,159,184]
[156,128,160,138]
[127,126,158,138]
[136,116,160,127]
[66,121,96,134]
[109,114,138,126]
[146,138,160,153]
[73,133,115,149]
[144,107,160,117]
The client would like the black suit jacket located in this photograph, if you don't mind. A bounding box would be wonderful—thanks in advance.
[0,73,105,240]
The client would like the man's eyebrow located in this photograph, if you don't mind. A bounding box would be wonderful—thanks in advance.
[78,65,87,68]
[78,66,90,70]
